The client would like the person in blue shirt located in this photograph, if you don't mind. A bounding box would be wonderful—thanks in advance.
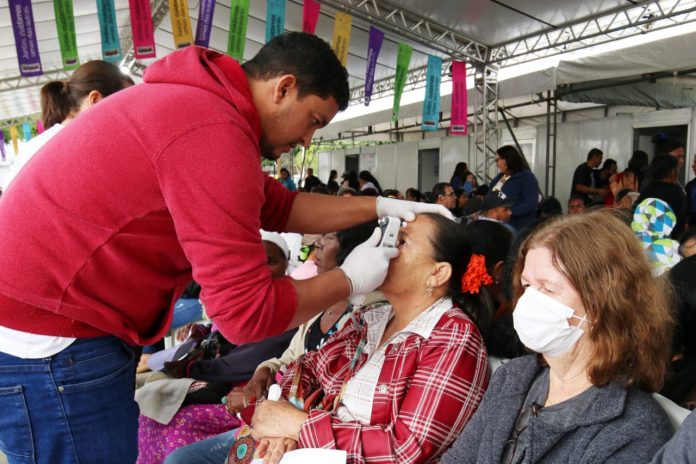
[489,145,540,231]
[278,167,297,191]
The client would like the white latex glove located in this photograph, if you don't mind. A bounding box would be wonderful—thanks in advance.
[340,228,399,299]
[376,196,454,221]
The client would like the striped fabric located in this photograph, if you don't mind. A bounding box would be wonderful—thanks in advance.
[279,303,490,464]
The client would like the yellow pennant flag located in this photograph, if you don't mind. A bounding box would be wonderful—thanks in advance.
[168,0,193,48]
[9,126,19,156]
[331,12,352,66]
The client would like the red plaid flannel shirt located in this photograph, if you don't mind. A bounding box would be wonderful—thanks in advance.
[279,306,490,464]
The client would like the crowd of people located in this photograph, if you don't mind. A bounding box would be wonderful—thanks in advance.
[1,30,696,464]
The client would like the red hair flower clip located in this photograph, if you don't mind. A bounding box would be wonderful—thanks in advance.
[461,254,493,294]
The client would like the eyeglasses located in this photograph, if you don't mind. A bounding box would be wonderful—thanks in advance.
[500,402,542,464]
[440,191,456,197]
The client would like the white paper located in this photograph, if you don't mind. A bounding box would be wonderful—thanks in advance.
[252,448,346,464]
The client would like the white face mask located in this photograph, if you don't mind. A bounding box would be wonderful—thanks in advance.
[513,287,587,357]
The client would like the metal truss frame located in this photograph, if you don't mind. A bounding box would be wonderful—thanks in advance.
[544,90,559,197]
[490,0,696,66]
[0,113,41,130]
[0,68,73,94]
[472,64,499,184]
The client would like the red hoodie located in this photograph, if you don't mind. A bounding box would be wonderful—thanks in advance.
[0,47,298,346]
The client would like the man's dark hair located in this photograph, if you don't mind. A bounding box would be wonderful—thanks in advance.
[406,188,422,202]
[432,182,451,198]
[616,188,633,203]
[568,194,586,205]
[601,159,617,171]
[651,154,678,181]
[662,139,685,155]
[242,32,350,111]
[587,148,603,161]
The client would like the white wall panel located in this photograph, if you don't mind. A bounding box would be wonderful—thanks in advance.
[374,144,397,190]
[394,141,419,193]
[440,136,470,183]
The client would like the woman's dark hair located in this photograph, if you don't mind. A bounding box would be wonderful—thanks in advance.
[329,169,337,180]
[650,154,678,181]
[662,256,696,405]
[280,167,290,175]
[627,150,649,182]
[242,32,349,111]
[601,159,617,171]
[424,213,493,338]
[336,221,378,265]
[464,220,513,273]
[496,145,530,174]
[537,196,563,218]
[41,60,132,128]
[345,171,360,190]
[405,188,422,202]
[358,170,383,195]
[450,162,469,184]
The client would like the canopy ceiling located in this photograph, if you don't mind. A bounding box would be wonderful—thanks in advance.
[1,0,695,122]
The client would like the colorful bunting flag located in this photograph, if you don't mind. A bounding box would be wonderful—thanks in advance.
[22,122,32,142]
[169,0,194,48]
[9,0,42,76]
[53,0,80,70]
[227,0,250,61]
[450,61,468,135]
[96,0,123,62]
[331,12,352,67]
[0,132,5,162]
[9,126,19,157]
[36,120,44,135]
[129,0,156,59]
[392,43,413,122]
[364,26,384,106]
[422,55,443,131]
[195,0,216,48]
[302,0,320,34]
[265,0,286,43]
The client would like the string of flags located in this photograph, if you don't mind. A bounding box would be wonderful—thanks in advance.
[6,0,469,143]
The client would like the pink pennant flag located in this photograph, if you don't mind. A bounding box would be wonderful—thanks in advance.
[302,0,320,34]
[450,61,468,135]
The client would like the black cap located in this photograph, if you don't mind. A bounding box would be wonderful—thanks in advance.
[481,191,515,212]
[463,197,483,216]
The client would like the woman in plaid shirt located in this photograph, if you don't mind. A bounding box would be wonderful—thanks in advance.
[250,213,491,463]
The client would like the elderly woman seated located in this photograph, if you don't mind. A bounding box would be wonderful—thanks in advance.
[442,210,674,464]
[176,214,491,464]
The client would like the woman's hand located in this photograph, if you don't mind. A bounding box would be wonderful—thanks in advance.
[257,437,298,464]
[224,386,250,415]
[251,400,308,440]
[244,366,275,400]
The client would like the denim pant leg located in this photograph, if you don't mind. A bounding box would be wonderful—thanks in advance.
[0,337,139,464]
[164,429,238,464]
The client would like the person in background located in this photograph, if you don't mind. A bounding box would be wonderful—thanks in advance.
[636,154,687,238]
[490,145,540,231]
[537,197,562,220]
[358,170,383,195]
[301,168,321,192]
[479,191,516,234]
[449,161,472,191]
[661,256,696,410]
[596,158,617,206]
[567,195,586,215]
[679,228,696,258]
[340,171,360,191]
[382,189,402,199]
[571,148,607,206]
[278,167,296,191]
[1,61,133,192]
[337,186,357,197]
[610,150,648,201]
[405,187,422,202]
[616,188,640,210]
[685,156,696,227]
[442,210,674,464]
[433,182,456,212]
[326,169,339,194]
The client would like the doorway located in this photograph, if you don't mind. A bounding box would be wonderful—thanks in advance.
[345,155,359,176]
[633,125,688,185]
[418,148,440,192]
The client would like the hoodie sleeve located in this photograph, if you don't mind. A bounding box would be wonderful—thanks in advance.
[153,121,297,344]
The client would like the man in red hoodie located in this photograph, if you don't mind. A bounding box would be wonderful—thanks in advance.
[0,33,448,462]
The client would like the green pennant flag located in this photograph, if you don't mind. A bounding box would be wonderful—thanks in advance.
[227,0,250,61]
[53,0,79,70]
[392,43,413,122]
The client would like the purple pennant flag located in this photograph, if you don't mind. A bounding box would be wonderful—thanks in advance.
[195,0,217,48]
[9,0,42,77]
[364,26,384,106]
[0,132,5,162]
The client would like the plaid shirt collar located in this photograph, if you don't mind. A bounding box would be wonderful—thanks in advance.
[361,297,453,342]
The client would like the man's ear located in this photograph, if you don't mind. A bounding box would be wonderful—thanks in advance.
[272,75,297,104]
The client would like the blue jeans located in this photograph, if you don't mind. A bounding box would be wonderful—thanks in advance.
[0,337,139,464]
[164,429,237,464]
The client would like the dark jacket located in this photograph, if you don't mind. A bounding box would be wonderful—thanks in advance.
[652,409,696,463]
[636,181,687,239]
[442,355,673,464]
[490,170,540,230]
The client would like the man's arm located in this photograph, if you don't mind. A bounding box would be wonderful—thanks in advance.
[285,193,377,233]
[287,269,351,329]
